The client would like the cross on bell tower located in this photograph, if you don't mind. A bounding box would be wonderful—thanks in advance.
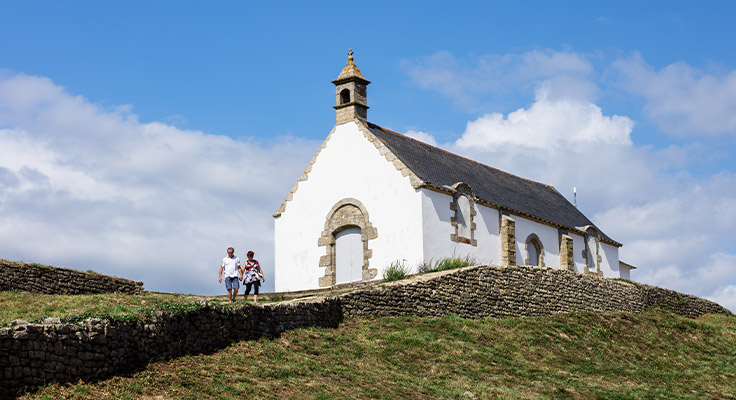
[332,49,370,125]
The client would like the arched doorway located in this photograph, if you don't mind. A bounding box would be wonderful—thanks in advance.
[335,226,363,284]
[317,198,378,287]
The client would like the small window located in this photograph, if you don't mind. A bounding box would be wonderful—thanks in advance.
[528,242,539,265]
[457,195,471,239]
[450,183,476,246]
[525,234,544,266]
[586,234,598,271]
[340,89,351,104]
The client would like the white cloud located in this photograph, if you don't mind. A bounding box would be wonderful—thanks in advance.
[404,129,438,147]
[708,285,736,313]
[613,54,736,137]
[401,49,597,108]
[0,72,320,294]
[456,88,633,150]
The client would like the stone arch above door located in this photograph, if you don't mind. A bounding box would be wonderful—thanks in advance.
[317,198,378,287]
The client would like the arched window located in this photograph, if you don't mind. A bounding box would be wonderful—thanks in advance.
[586,234,599,271]
[340,89,351,104]
[524,234,544,266]
[457,194,471,239]
[450,183,477,246]
[583,226,600,275]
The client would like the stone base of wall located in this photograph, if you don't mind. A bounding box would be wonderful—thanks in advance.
[0,260,143,295]
[1,265,730,398]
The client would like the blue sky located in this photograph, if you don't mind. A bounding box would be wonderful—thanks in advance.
[1,2,735,310]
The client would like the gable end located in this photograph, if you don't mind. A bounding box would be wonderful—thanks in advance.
[273,126,337,218]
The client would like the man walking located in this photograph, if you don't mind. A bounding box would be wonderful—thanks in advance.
[218,247,242,303]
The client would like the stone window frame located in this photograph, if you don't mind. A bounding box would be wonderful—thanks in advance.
[449,182,477,246]
[558,230,574,271]
[317,198,378,287]
[524,233,545,267]
[581,226,602,276]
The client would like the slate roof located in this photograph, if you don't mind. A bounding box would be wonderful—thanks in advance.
[366,122,619,245]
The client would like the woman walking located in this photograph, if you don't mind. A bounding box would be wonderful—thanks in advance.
[241,250,264,304]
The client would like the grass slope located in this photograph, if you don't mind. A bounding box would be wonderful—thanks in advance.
[21,309,736,400]
[0,291,210,326]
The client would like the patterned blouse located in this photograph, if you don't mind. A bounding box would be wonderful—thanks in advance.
[243,259,261,284]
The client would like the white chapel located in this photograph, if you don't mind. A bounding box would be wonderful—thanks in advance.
[273,51,633,292]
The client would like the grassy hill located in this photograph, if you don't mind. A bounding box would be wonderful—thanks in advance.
[17,306,736,399]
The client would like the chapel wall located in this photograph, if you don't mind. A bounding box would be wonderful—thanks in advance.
[274,122,424,292]
[513,216,561,269]
[419,189,501,267]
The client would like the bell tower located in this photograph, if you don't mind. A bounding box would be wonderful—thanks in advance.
[332,49,370,125]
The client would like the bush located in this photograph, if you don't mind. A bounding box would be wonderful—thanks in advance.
[383,260,411,282]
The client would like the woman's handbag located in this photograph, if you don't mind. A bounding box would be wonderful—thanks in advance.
[255,272,264,281]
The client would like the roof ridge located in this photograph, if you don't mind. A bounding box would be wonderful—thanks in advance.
[366,122,556,190]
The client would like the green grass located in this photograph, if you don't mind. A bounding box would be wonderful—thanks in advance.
[21,309,736,399]
[0,291,216,326]
[382,259,411,282]
[0,291,293,327]
[418,255,477,274]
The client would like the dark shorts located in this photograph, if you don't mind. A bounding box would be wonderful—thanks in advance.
[244,280,260,295]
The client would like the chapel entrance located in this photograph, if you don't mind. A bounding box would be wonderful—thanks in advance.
[317,198,378,287]
[335,226,363,284]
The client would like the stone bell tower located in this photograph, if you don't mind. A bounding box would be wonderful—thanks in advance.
[332,49,370,125]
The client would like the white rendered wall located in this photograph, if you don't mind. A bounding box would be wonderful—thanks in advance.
[599,242,620,278]
[420,189,500,267]
[274,122,424,292]
[619,265,632,280]
[569,232,620,277]
[571,233,586,273]
[514,217,561,269]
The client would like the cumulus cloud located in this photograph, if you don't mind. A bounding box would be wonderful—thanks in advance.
[613,53,736,137]
[456,88,633,150]
[401,49,598,108]
[0,72,319,294]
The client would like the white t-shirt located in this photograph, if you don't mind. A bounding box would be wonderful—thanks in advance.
[221,256,241,278]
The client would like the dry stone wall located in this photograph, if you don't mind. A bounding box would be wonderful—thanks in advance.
[339,265,730,319]
[0,260,143,295]
[1,300,342,398]
[1,264,730,398]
